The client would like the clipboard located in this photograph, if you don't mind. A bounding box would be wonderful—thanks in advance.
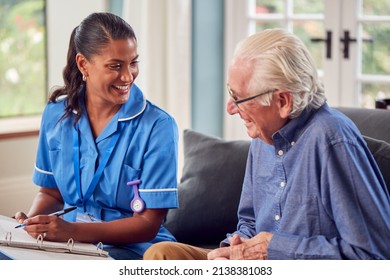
[0,215,111,260]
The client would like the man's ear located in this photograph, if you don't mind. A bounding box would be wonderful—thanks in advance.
[76,53,88,76]
[277,91,293,119]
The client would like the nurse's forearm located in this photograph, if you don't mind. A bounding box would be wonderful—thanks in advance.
[27,187,64,217]
[71,209,167,244]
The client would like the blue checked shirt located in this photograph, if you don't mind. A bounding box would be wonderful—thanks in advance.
[225,103,390,259]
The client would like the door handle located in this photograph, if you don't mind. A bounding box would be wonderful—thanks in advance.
[340,30,373,59]
[340,31,356,59]
[310,30,332,59]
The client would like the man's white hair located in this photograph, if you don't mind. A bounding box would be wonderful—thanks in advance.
[232,28,326,118]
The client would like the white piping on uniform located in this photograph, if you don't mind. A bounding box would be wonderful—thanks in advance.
[139,188,177,193]
[67,91,147,121]
[119,98,147,122]
[35,164,54,175]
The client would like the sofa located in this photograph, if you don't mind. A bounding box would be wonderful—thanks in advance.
[163,107,390,248]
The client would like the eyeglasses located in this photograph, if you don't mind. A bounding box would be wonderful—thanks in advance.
[227,84,276,108]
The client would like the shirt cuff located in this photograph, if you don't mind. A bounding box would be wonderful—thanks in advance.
[267,232,301,259]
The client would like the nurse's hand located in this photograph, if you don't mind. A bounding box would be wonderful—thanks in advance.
[20,214,74,242]
[14,211,28,225]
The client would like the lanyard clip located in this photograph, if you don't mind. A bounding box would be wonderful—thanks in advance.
[127,180,145,213]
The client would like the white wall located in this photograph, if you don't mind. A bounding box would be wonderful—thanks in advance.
[0,137,38,216]
[46,0,107,89]
[0,0,108,217]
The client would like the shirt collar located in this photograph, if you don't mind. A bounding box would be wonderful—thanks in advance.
[71,84,147,143]
[72,83,147,122]
[117,83,147,122]
[272,103,328,152]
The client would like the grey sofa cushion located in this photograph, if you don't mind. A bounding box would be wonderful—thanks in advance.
[336,107,390,143]
[363,135,390,192]
[164,129,250,247]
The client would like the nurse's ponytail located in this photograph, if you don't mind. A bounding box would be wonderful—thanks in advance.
[49,26,83,124]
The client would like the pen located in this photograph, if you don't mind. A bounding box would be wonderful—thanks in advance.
[14,206,77,229]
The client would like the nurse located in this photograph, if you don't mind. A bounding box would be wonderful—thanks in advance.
[14,12,179,259]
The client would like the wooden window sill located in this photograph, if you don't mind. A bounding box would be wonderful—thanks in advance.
[0,116,41,140]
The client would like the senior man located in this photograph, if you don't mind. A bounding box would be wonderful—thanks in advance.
[144,28,390,260]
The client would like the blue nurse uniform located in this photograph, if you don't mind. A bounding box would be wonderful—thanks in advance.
[32,84,179,257]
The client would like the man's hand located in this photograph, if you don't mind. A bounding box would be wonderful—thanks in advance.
[208,232,273,260]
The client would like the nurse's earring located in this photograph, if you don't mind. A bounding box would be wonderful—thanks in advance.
[82,73,87,81]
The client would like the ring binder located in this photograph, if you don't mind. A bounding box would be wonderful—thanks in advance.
[97,242,104,256]
[0,215,110,258]
[37,234,44,249]
[67,238,74,252]
[5,232,11,245]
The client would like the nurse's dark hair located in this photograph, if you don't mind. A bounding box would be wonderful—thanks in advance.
[49,12,136,124]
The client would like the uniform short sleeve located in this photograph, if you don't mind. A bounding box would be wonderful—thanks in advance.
[138,116,179,209]
[32,104,58,188]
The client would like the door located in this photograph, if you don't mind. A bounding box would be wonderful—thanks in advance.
[325,0,390,107]
[224,0,390,139]
[225,0,390,108]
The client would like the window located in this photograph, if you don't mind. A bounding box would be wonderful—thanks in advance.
[244,0,390,108]
[0,0,46,118]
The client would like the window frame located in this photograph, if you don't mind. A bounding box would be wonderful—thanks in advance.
[0,0,46,139]
[0,0,107,139]
[0,116,41,140]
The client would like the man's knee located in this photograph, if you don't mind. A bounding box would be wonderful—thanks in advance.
[144,241,178,260]
[144,242,210,260]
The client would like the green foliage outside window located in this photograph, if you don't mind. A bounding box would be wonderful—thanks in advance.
[0,0,46,118]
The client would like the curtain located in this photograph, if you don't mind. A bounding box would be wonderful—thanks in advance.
[123,0,192,176]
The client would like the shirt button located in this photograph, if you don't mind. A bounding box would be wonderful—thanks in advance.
[274,214,280,221]
[291,141,295,146]
[280,181,286,188]
[278,150,284,156]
